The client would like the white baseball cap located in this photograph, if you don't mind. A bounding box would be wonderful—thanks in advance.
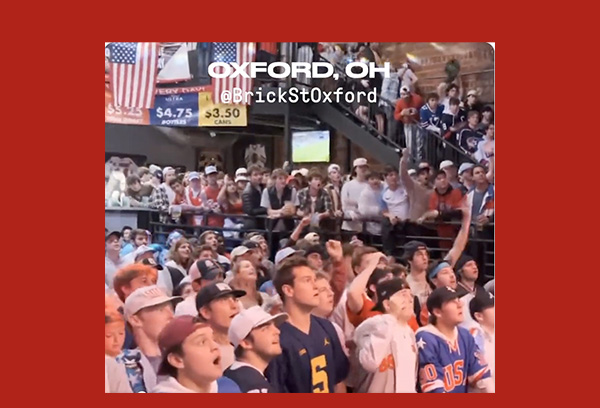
[235,167,248,177]
[408,169,417,176]
[328,164,341,174]
[133,245,156,261]
[304,232,320,245]
[275,247,298,265]
[230,246,250,260]
[353,158,368,168]
[124,285,181,319]
[188,171,200,181]
[439,160,455,170]
[291,170,300,177]
[149,164,162,174]
[228,306,288,348]
[205,165,218,175]
[299,168,309,177]
[467,89,477,97]
[235,175,249,183]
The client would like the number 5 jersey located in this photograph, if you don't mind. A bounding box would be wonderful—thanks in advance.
[265,315,349,393]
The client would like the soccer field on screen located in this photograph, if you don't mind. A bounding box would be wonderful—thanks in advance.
[292,138,330,162]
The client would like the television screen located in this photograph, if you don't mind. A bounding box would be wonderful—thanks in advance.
[292,130,330,163]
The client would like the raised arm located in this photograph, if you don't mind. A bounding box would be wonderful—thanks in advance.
[444,197,472,267]
[347,252,384,313]
[399,148,415,194]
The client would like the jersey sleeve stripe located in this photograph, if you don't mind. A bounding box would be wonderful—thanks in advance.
[468,367,489,384]
[421,380,444,392]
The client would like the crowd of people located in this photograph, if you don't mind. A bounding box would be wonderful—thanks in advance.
[105,146,495,393]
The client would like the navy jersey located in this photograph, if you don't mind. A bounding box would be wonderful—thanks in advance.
[441,110,467,142]
[224,362,275,393]
[416,324,491,393]
[265,315,349,393]
[420,103,444,129]
[457,127,484,154]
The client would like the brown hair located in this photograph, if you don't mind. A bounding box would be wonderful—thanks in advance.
[248,165,263,176]
[307,168,323,182]
[169,238,193,270]
[383,165,398,176]
[271,168,288,180]
[389,264,408,278]
[198,244,216,257]
[351,246,378,273]
[168,178,182,188]
[315,272,329,281]
[138,167,150,178]
[126,174,141,186]
[273,256,311,303]
[113,265,158,302]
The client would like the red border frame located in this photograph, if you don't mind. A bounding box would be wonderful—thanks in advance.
[12,4,560,403]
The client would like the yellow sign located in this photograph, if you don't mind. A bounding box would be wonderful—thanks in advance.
[198,92,247,127]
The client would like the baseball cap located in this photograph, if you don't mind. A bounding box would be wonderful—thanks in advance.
[248,234,265,244]
[469,290,494,320]
[157,315,210,375]
[299,168,309,177]
[275,247,298,265]
[153,169,163,182]
[205,165,218,175]
[304,232,320,245]
[467,89,477,97]
[458,162,475,175]
[188,171,200,181]
[105,231,121,242]
[228,306,288,348]
[371,278,411,312]
[426,286,460,313]
[124,285,181,319]
[241,240,259,250]
[328,164,341,174]
[235,167,248,177]
[189,259,223,282]
[235,175,249,183]
[428,261,452,280]
[291,170,300,177]
[403,240,428,260]
[305,244,327,259]
[230,246,250,260]
[149,164,161,174]
[353,158,368,168]
[196,282,246,310]
[163,166,175,175]
[454,255,476,274]
[439,160,455,170]
[133,245,156,261]
[140,257,164,271]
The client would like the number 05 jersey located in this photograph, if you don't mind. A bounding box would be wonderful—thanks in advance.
[265,315,349,393]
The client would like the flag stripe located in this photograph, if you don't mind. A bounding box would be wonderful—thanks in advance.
[211,42,255,105]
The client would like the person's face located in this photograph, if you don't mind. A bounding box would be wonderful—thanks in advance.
[247,322,282,359]
[106,236,120,252]
[286,266,319,308]
[181,284,195,299]
[122,274,155,299]
[386,288,414,321]
[400,90,409,100]
[448,87,458,98]
[255,238,268,255]
[202,295,240,331]
[356,165,369,178]
[134,233,148,247]
[137,302,175,340]
[461,169,473,183]
[438,298,464,326]
[204,233,218,250]
[487,124,495,139]
[435,174,449,191]
[237,181,248,191]
[467,94,477,105]
[385,171,399,187]
[477,307,495,329]
[190,179,201,190]
[140,173,152,183]
[130,181,142,193]
[177,243,191,260]
[309,176,322,190]
[122,229,131,241]
[417,172,429,185]
[433,267,457,289]
[105,321,125,357]
[165,170,176,184]
[307,253,323,271]
[198,250,215,261]
[237,260,257,281]
[428,98,438,109]
[329,169,340,182]
[409,249,429,272]
[207,174,218,186]
[483,110,492,120]
[473,167,486,184]
[468,114,480,127]
[217,178,225,189]
[226,181,237,194]
[261,172,269,185]
[449,103,459,114]
[275,176,286,189]
[315,278,334,316]
[172,182,184,195]
[460,260,479,282]
[178,326,223,384]
[368,176,381,190]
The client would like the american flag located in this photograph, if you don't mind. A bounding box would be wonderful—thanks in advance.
[211,42,256,105]
[108,42,159,109]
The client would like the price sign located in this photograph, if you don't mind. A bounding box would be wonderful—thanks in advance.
[198,92,247,127]
[149,93,199,126]
[105,86,150,124]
